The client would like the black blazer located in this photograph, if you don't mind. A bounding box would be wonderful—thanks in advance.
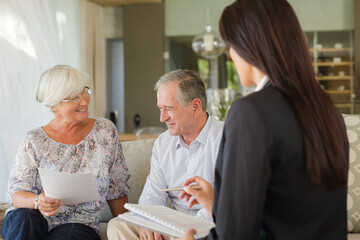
[205,84,348,240]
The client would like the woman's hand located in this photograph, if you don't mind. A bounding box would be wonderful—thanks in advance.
[170,229,196,240]
[179,176,214,217]
[37,193,62,217]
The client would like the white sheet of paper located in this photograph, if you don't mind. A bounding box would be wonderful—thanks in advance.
[38,168,101,205]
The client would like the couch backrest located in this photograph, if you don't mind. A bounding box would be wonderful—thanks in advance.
[122,138,156,203]
[101,138,156,222]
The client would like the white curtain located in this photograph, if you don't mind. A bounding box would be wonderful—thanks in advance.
[0,0,80,201]
[79,0,106,118]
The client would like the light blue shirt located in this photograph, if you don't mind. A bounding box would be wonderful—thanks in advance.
[138,115,224,222]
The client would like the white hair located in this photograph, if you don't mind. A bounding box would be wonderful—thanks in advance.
[35,65,89,107]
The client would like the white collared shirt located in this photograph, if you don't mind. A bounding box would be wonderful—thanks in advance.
[138,115,224,221]
[255,75,269,92]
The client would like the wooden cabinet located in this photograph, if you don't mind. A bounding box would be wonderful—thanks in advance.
[306,31,355,113]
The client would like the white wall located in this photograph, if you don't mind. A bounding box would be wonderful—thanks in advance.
[165,0,354,37]
[288,0,354,31]
[165,0,234,37]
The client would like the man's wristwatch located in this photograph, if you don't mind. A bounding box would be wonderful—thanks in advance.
[33,195,39,210]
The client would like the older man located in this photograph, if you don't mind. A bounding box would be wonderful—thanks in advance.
[107,70,224,240]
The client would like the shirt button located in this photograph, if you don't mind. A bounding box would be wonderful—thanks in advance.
[191,155,195,159]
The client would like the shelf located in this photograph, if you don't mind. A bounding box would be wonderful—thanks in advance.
[334,103,353,108]
[324,90,352,94]
[316,76,353,80]
[314,61,354,66]
[306,30,355,113]
[310,47,353,52]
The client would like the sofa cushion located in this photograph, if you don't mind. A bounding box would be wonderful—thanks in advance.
[343,114,360,232]
[124,138,156,204]
[349,233,360,240]
[100,138,156,222]
[0,202,11,226]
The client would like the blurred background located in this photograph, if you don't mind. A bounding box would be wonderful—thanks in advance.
[0,0,358,201]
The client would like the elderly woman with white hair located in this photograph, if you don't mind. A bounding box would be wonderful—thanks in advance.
[0,65,130,240]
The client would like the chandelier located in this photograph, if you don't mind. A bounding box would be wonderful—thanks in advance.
[191,25,226,60]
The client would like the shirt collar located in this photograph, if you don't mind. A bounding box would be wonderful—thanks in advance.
[195,114,211,145]
[175,113,212,149]
[255,75,269,92]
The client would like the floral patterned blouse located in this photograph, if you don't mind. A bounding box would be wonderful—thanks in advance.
[8,117,131,235]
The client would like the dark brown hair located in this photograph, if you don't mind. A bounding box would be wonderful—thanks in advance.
[219,0,348,189]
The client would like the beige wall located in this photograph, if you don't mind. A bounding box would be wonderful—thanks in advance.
[165,0,234,37]
[165,0,354,37]
[103,6,123,39]
[123,3,164,132]
[288,0,354,31]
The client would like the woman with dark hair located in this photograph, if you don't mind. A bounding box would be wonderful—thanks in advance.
[177,0,349,239]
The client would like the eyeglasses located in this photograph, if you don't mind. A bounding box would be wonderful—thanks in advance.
[61,87,91,104]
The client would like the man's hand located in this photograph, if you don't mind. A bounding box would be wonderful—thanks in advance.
[179,176,214,217]
[139,227,169,240]
[37,193,62,217]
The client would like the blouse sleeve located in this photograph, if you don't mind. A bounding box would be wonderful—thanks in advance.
[8,133,42,198]
[106,123,131,200]
[205,98,272,239]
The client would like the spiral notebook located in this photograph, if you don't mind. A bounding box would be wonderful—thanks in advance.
[118,203,215,238]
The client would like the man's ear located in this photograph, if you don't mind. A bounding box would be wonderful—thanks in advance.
[192,98,202,116]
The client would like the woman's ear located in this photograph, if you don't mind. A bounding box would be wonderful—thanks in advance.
[50,106,57,112]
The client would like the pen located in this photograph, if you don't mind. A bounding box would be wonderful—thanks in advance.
[160,185,202,192]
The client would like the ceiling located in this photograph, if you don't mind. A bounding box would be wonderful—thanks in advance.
[86,0,162,6]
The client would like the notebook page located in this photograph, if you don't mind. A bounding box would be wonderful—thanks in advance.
[118,212,183,238]
[124,203,215,238]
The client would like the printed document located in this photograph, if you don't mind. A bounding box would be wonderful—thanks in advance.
[38,168,101,205]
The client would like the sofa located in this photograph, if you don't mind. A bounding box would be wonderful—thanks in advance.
[2,114,360,239]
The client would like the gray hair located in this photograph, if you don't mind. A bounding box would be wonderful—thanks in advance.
[154,70,207,111]
[35,65,88,107]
